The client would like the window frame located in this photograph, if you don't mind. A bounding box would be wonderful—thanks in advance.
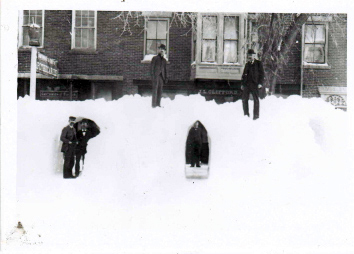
[196,13,244,65]
[18,10,45,48]
[222,15,240,64]
[302,21,329,66]
[201,15,218,63]
[71,10,97,51]
[143,17,170,61]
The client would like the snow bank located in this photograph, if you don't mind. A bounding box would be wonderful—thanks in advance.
[7,94,354,253]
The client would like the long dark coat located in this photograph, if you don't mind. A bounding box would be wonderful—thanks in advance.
[150,54,167,83]
[76,128,100,154]
[241,59,265,90]
[60,126,77,153]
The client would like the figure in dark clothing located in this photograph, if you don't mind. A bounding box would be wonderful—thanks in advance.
[74,119,100,177]
[150,44,168,108]
[188,121,203,167]
[241,49,265,120]
[60,116,78,178]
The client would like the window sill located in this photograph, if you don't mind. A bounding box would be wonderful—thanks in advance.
[69,49,98,55]
[196,62,242,66]
[141,60,170,64]
[303,63,331,69]
[18,47,45,51]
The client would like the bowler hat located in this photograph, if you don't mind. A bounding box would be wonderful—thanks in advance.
[158,44,167,50]
[247,49,256,55]
[81,119,89,124]
[69,116,76,122]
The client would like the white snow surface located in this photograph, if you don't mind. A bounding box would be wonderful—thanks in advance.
[6,94,354,253]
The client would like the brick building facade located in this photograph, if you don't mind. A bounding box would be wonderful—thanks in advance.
[17,11,347,107]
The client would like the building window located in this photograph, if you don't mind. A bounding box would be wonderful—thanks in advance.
[72,10,97,50]
[223,16,239,63]
[144,19,169,60]
[199,14,241,64]
[202,16,217,62]
[304,23,327,64]
[19,10,44,47]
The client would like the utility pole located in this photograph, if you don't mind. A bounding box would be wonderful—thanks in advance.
[28,20,41,100]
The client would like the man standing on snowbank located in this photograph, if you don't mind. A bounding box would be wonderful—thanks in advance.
[60,116,78,178]
[74,119,100,177]
[150,44,168,108]
[241,49,265,120]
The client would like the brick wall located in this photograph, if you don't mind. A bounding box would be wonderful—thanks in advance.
[302,14,347,98]
[18,11,346,99]
[18,11,193,94]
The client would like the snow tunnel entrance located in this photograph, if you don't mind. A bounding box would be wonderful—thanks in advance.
[185,120,209,179]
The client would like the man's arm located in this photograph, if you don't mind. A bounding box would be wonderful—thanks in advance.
[150,56,156,78]
[60,127,70,143]
[164,59,168,84]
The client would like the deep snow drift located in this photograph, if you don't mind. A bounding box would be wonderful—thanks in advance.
[5,94,354,253]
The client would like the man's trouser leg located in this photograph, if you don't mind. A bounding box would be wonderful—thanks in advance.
[75,151,83,177]
[251,89,260,119]
[63,148,75,178]
[242,87,250,116]
[152,78,158,108]
[156,76,164,107]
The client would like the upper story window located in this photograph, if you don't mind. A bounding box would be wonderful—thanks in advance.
[202,16,217,62]
[144,18,169,61]
[19,10,45,48]
[198,14,242,65]
[223,16,239,63]
[304,23,327,64]
[72,10,97,50]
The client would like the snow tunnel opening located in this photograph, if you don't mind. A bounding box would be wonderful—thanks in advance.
[185,120,210,179]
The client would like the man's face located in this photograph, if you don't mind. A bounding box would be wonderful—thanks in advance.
[82,123,88,130]
[247,54,256,62]
[194,122,199,128]
[69,121,75,127]
[158,48,166,56]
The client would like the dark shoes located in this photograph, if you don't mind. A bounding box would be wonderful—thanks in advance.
[196,165,201,167]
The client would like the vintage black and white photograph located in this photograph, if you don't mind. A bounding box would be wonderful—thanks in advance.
[1,0,354,253]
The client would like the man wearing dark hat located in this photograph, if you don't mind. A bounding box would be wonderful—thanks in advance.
[150,44,168,108]
[74,119,100,177]
[241,49,265,120]
[60,116,78,178]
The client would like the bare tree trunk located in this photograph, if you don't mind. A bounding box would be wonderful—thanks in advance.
[268,14,309,94]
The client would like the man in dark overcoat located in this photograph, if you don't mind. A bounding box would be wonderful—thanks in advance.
[241,49,265,120]
[188,121,203,167]
[150,44,168,108]
[60,116,78,178]
[74,119,100,177]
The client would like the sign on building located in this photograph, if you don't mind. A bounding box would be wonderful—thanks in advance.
[36,52,59,78]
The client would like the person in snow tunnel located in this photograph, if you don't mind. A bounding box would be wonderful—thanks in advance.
[187,121,203,167]
[74,118,100,177]
[241,49,265,120]
[60,116,78,178]
[150,44,168,108]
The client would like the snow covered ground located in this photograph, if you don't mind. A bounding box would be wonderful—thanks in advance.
[3,94,354,253]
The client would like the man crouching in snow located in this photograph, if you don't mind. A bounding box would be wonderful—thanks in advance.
[74,119,100,177]
[60,116,78,178]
